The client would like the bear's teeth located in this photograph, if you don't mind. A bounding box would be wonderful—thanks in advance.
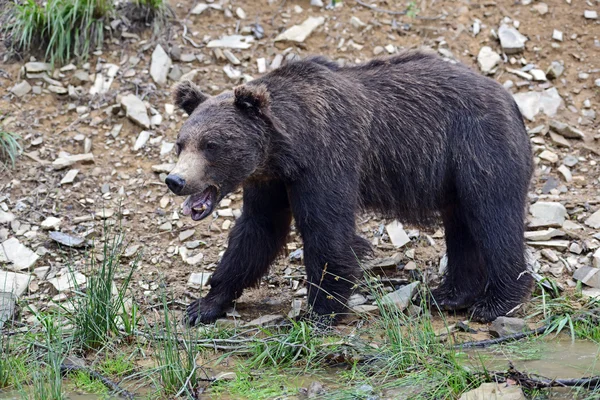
[192,205,207,212]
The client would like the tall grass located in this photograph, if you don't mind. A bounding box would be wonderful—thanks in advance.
[67,224,139,351]
[0,130,21,170]
[4,0,112,65]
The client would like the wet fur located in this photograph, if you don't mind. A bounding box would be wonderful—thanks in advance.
[175,50,534,325]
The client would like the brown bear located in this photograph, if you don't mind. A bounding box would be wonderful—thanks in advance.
[166,50,534,326]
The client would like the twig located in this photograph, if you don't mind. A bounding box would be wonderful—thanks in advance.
[61,364,136,399]
[355,0,442,20]
[486,364,600,390]
[453,325,548,349]
[180,21,202,48]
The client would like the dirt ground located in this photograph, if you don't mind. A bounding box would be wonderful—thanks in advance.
[1,0,599,331]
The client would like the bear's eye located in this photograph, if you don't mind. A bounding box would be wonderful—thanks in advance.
[204,142,218,151]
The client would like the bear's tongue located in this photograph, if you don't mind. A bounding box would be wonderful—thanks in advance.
[182,186,216,221]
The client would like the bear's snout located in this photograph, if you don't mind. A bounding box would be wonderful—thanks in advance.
[165,174,186,195]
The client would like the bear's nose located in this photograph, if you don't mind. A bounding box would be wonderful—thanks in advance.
[165,174,186,195]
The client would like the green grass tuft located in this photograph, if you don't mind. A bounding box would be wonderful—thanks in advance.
[0,129,22,170]
[3,0,112,65]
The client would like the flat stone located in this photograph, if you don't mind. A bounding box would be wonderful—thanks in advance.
[594,249,600,269]
[0,211,15,224]
[386,220,411,248]
[275,16,325,43]
[524,228,564,241]
[539,150,558,163]
[190,3,222,14]
[541,248,559,262]
[366,253,402,270]
[41,217,61,230]
[526,240,569,249]
[529,69,546,81]
[549,120,585,140]
[89,64,119,95]
[133,131,151,151]
[223,50,241,65]
[552,29,563,42]
[477,46,501,75]
[95,208,115,219]
[549,132,570,148]
[257,58,267,73]
[25,62,51,73]
[151,163,175,173]
[584,10,598,19]
[546,61,564,79]
[48,272,86,291]
[0,292,16,329]
[207,35,254,49]
[150,44,172,86]
[10,81,32,97]
[0,270,31,297]
[124,245,140,258]
[179,247,204,265]
[582,288,600,300]
[121,94,150,129]
[348,293,367,307]
[585,210,600,229]
[244,314,284,327]
[352,305,379,314]
[223,65,242,80]
[48,85,67,95]
[71,70,90,86]
[532,2,548,14]
[60,169,79,185]
[380,281,419,311]
[498,24,527,54]
[187,272,211,287]
[179,229,195,241]
[489,317,527,338]
[0,238,39,271]
[557,165,572,182]
[529,202,566,227]
[573,266,600,289]
[49,231,86,247]
[459,382,525,400]
[513,88,562,121]
[52,153,94,170]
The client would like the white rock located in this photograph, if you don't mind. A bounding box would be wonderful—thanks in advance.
[573,266,600,289]
[498,24,528,54]
[530,69,546,81]
[257,58,267,74]
[552,29,563,42]
[223,50,240,65]
[10,81,31,97]
[459,382,525,400]
[187,272,211,287]
[0,238,39,271]
[380,281,420,311]
[223,65,242,80]
[160,141,174,156]
[25,62,51,73]
[477,46,501,75]
[274,16,325,43]
[207,35,254,49]
[89,64,119,95]
[180,247,204,265]
[150,45,172,86]
[151,163,175,173]
[538,150,558,163]
[524,228,564,241]
[41,217,61,230]
[513,87,563,121]
[557,165,572,182]
[52,154,94,170]
[310,0,324,6]
[350,16,367,29]
[190,3,222,14]
[593,249,600,269]
[0,211,15,224]
[0,270,31,297]
[133,131,151,151]
[584,10,598,19]
[585,210,600,229]
[235,7,246,19]
[48,272,86,292]
[529,202,566,227]
[386,220,411,248]
[526,240,569,249]
[121,94,150,129]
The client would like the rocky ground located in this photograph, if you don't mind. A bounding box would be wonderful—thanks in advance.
[1,0,600,343]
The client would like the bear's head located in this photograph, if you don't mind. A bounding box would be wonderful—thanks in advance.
[166,80,273,221]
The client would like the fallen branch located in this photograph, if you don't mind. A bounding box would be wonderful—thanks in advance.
[355,0,442,20]
[61,363,136,400]
[487,364,600,390]
[453,325,548,349]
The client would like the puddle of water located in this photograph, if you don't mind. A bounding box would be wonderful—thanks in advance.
[462,337,600,379]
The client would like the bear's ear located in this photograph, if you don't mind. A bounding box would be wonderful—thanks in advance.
[233,84,270,115]
[173,80,209,115]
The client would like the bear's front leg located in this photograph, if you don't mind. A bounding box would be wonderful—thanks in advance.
[186,181,291,326]
[289,181,362,325]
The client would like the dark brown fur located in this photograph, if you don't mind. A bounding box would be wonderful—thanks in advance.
[169,50,534,325]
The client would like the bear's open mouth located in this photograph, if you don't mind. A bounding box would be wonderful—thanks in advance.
[181,186,218,221]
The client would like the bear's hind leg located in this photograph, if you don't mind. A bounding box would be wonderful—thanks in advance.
[431,205,486,311]
[463,198,533,322]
